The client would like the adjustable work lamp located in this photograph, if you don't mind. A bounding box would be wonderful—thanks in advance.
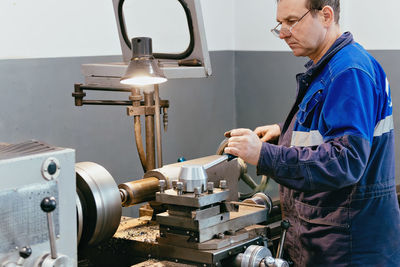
[120,37,167,86]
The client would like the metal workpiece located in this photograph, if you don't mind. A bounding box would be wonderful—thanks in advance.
[118,177,160,207]
[75,162,122,246]
[178,165,208,192]
[156,188,229,208]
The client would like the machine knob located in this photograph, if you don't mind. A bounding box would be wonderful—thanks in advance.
[0,246,33,267]
[281,220,290,230]
[15,246,33,266]
[47,161,57,175]
[40,197,56,213]
[19,246,32,259]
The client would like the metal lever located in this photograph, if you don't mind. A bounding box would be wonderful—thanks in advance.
[40,197,57,259]
[16,246,32,266]
[276,219,290,259]
[222,130,238,161]
[221,153,237,162]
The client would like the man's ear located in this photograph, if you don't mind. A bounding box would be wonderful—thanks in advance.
[321,5,335,26]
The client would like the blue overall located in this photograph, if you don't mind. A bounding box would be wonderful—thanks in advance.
[257,32,400,266]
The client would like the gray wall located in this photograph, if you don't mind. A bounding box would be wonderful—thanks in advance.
[0,51,236,216]
[235,50,400,191]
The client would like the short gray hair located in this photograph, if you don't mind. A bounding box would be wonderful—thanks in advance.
[277,0,340,23]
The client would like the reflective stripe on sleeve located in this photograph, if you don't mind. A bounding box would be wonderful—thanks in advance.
[374,115,394,137]
[291,130,324,147]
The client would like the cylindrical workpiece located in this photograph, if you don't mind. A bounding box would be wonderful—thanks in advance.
[119,177,160,207]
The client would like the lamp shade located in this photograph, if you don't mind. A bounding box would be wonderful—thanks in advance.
[120,37,167,86]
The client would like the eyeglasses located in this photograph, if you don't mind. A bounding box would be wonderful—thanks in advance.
[271,10,311,38]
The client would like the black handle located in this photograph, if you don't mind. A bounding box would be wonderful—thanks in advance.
[40,197,56,213]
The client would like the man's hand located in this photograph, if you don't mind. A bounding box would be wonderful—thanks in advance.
[224,128,262,166]
[254,124,281,142]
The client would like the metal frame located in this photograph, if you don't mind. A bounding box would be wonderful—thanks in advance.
[117,0,195,60]
[82,0,212,88]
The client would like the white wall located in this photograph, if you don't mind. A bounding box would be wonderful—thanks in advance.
[341,0,400,50]
[1,0,398,59]
[234,0,400,51]
[0,0,234,59]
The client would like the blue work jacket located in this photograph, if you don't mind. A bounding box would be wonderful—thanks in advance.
[257,32,400,266]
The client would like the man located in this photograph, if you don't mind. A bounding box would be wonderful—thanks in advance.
[224,0,400,266]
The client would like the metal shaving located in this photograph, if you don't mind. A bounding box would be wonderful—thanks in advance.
[117,224,160,243]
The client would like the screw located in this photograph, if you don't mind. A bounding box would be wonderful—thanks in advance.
[194,187,201,197]
[172,180,178,190]
[207,182,214,194]
[177,182,183,195]
[219,180,227,190]
[159,180,166,193]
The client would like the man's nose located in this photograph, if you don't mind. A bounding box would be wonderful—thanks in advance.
[279,29,291,39]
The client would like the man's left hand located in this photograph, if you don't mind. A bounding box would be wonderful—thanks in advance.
[224,128,262,166]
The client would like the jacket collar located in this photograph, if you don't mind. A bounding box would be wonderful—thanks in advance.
[304,31,354,78]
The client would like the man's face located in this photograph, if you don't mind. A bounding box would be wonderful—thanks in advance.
[276,0,326,58]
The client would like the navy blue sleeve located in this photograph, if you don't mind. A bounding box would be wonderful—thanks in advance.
[257,69,377,191]
[257,136,370,191]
